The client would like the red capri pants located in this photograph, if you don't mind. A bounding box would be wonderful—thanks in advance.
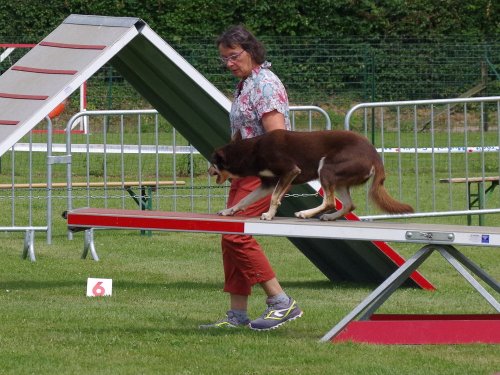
[221,176,276,295]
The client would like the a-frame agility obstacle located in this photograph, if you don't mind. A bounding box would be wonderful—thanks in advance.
[0,14,433,289]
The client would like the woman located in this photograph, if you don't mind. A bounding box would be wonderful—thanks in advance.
[200,25,302,330]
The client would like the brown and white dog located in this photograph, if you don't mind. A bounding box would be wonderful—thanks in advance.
[209,129,413,221]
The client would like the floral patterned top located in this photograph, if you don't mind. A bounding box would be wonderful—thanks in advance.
[230,61,290,139]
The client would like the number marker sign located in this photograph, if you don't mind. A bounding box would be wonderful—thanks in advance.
[86,278,112,297]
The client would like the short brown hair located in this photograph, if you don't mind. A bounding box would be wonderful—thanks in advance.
[216,25,266,64]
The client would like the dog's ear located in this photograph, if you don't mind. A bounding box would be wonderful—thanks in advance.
[211,148,226,166]
[230,132,242,143]
[216,149,226,164]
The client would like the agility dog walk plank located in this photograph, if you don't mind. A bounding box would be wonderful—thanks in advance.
[66,208,499,344]
[66,207,500,246]
[0,14,433,287]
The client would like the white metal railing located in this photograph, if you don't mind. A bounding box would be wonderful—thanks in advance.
[290,105,331,130]
[344,96,500,223]
[0,117,53,260]
[345,96,500,130]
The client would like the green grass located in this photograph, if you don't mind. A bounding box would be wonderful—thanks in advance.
[1,220,499,374]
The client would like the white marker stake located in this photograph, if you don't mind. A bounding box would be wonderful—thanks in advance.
[87,278,113,297]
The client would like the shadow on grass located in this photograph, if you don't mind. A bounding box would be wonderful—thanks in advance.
[280,279,380,290]
[51,319,316,339]
[0,279,222,291]
[1,279,85,290]
[1,278,381,293]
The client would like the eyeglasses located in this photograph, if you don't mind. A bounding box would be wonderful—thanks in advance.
[219,50,245,65]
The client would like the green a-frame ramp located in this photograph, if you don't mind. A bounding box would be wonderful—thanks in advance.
[0,15,432,289]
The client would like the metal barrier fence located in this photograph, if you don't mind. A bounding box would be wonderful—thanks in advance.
[344,96,500,224]
[0,105,331,255]
[4,96,500,259]
[0,116,56,260]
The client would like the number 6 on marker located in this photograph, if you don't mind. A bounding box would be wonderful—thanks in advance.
[86,278,112,297]
[92,281,105,296]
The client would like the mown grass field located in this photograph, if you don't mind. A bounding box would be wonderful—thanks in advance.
[1,212,499,374]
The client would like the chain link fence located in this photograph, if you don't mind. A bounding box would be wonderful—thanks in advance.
[2,38,498,128]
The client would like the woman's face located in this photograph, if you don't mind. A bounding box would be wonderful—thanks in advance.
[219,44,255,79]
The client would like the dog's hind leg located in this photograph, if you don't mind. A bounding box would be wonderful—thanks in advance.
[294,183,338,218]
[294,195,335,219]
[319,185,353,221]
[295,183,337,219]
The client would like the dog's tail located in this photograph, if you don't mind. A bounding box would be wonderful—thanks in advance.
[369,162,414,214]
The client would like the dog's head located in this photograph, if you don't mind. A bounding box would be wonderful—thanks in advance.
[208,149,235,185]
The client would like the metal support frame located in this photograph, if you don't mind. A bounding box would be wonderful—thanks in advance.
[1,226,47,262]
[22,230,36,262]
[82,229,99,261]
[320,243,500,343]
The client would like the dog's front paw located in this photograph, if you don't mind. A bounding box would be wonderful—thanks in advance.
[260,212,275,221]
[218,208,236,216]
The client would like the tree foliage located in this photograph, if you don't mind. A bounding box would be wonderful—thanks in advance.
[0,0,497,42]
[0,1,498,106]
